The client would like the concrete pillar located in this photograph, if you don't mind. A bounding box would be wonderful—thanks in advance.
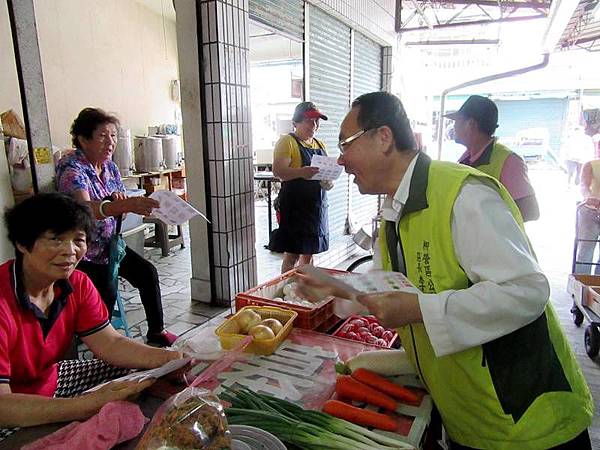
[176,0,256,306]
[7,0,54,192]
[382,46,393,92]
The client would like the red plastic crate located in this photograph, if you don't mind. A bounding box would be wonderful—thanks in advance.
[235,267,347,330]
[313,314,342,334]
[332,314,399,348]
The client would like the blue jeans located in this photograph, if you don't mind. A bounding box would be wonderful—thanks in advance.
[576,205,600,274]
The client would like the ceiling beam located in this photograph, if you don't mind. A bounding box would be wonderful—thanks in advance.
[567,34,600,46]
[431,0,551,8]
[411,0,433,29]
[400,13,547,31]
[404,38,500,45]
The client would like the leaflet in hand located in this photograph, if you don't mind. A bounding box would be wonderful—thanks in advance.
[309,155,343,181]
[335,270,418,294]
[299,265,418,301]
[149,190,210,225]
[84,357,192,392]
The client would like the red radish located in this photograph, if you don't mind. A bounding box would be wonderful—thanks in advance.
[322,400,398,431]
[374,338,388,347]
[337,331,347,338]
[364,315,379,324]
[346,331,359,340]
[357,328,371,337]
[350,318,368,328]
[336,376,397,410]
[372,325,385,337]
[381,330,395,341]
[364,335,378,344]
[341,324,354,333]
[352,368,420,405]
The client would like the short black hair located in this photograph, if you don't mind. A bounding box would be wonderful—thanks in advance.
[70,107,120,148]
[351,92,416,152]
[4,193,94,252]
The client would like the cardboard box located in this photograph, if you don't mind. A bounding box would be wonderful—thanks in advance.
[584,286,600,317]
[567,274,600,310]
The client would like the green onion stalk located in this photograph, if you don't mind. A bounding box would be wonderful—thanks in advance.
[221,386,414,450]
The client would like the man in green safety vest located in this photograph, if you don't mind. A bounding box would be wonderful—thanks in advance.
[446,95,540,222]
[300,92,592,449]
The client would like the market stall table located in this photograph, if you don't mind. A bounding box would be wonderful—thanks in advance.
[0,329,432,449]
[193,328,432,449]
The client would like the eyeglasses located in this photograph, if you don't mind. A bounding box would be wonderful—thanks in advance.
[337,128,374,154]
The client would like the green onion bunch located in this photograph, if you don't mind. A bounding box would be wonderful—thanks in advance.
[221,386,414,449]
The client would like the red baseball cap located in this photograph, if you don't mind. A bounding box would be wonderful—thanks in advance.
[293,102,328,122]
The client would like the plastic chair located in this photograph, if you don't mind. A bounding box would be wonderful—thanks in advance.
[111,291,131,337]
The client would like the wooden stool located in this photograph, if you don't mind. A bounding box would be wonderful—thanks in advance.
[143,217,185,256]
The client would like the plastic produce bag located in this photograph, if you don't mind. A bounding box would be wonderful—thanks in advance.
[6,137,32,193]
[137,387,232,450]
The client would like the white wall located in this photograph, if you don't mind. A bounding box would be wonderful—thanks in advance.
[0,2,23,122]
[0,144,15,264]
[0,0,179,148]
[0,0,178,260]
[0,3,18,262]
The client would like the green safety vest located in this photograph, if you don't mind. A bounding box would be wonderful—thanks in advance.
[462,139,513,180]
[379,153,593,449]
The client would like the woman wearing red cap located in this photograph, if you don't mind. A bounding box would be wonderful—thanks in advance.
[270,102,332,273]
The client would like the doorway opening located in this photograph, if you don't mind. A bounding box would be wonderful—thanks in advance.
[248,20,303,282]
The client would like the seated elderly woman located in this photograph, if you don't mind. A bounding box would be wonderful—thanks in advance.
[0,193,183,439]
[56,107,175,347]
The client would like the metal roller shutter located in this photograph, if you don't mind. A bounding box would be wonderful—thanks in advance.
[495,98,568,159]
[350,31,382,231]
[309,5,351,242]
[248,0,304,41]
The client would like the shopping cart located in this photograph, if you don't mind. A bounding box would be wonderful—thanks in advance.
[568,204,600,359]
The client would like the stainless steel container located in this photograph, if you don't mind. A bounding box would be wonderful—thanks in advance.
[134,136,163,172]
[158,135,181,169]
[112,128,133,176]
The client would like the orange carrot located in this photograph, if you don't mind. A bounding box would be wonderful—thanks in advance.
[335,375,397,411]
[322,399,398,431]
[351,368,420,405]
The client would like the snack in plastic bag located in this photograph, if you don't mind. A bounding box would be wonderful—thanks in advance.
[137,387,231,449]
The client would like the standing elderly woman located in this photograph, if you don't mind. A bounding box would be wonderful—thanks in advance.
[56,107,176,347]
[270,102,333,273]
[0,193,183,440]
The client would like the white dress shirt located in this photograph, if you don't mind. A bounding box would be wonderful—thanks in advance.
[372,155,550,357]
